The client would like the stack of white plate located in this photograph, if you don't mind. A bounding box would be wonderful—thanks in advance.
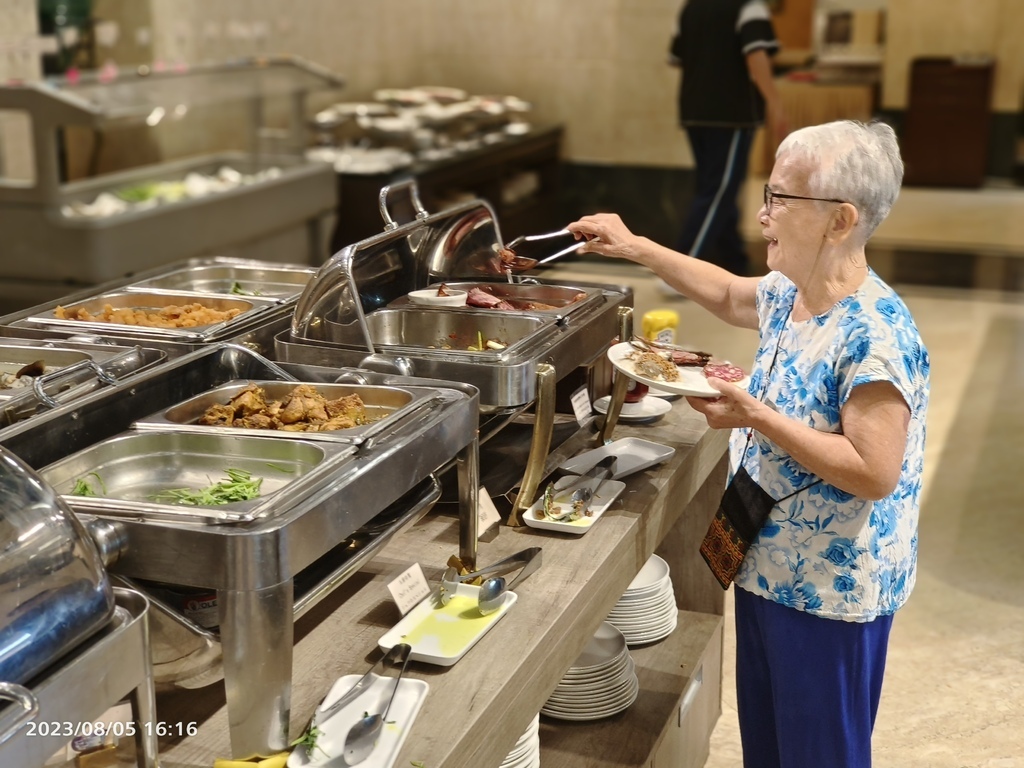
[606,553,678,646]
[500,713,540,768]
[541,622,639,721]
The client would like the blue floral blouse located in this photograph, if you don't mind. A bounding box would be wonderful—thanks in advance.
[732,270,930,621]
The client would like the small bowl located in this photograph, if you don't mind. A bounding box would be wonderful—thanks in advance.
[407,288,468,307]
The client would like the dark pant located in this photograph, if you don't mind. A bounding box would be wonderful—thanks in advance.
[734,587,894,768]
[676,125,754,275]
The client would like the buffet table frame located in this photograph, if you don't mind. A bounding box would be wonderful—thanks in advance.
[152,402,729,768]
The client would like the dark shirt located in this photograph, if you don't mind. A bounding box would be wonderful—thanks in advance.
[670,0,780,127]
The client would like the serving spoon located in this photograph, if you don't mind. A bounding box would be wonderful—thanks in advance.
[342,643,412,765]
[439,546,543,612]
[476,549,544,615]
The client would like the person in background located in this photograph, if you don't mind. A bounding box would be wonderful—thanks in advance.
[568,120,930,768]
[670,0,789,276]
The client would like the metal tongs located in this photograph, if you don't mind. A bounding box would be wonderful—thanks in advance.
[310,642,412,729]
[543,456,617,520]
[494,229,588,281]
[438,546,542,606]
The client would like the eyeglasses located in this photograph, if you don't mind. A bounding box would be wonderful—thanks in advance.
[763,184,846,216]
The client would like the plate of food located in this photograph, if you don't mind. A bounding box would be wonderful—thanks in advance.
[607,341,750,398]
[523,476,625,535]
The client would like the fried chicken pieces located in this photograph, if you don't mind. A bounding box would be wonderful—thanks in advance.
[198,383,371,432]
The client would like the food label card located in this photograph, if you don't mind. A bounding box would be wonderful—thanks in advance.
[570,385,593,425]
[477,487,502,534]
[387,562,431,616]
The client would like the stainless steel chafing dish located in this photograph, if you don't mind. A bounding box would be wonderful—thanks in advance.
[7,344,479,759]
[0,338,165,431]
[0,56,341,309]
[0,588,158,768]
[0,256,313,359]
[278,179,632,522]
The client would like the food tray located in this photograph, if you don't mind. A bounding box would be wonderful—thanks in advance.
[287,674,429,768]
[388,281,603,314]
[21,291,278,342]
[0,345,94,398]
[41,430,357,524]
[360,308,554,355]
[523,477,625,535]
[559,438,676,480]
[129,263,316,300]
[133,379,438,445]
[378,582,517,666]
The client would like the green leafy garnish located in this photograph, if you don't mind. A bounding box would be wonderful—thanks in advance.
[115,182,159,203]
[411,762,427,768]
[265,462,296,473]
[230,281,262,296]
[149,468,263,506]
[72,472,106,497]
[291,725,328,758]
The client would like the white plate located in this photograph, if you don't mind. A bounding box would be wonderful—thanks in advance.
[378,583,517,666]
[523,477,625,535]
[647,386,682,400]
[559,438,675,480]
[287,674,429,768]
[541,677,640,721]
[627,554,671,592]
[607,341,751,398]
[566,622,627,671]
[593,395,672,422]
[622,614,679,646]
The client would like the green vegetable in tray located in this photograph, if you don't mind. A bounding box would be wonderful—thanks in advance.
[71,472,106,497]
[149,468,263,506]
[230,281,263,297]
[114,182,160,203]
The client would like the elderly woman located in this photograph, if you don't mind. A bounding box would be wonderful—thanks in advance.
[567,120,929,768]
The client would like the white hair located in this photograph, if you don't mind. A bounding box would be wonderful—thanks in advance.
[776,120,904,238]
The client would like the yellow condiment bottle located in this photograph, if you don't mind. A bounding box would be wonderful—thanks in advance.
[642,309,679,345]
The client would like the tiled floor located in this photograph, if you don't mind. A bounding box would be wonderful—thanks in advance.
[544,183,1024,766]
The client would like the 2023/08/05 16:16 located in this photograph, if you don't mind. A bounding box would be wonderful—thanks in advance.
[23,720,200,738]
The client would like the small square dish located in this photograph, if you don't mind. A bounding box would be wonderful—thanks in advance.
[560,438,675,480]
[287,674,429,768]
[378,583,517,666]
[523,477,625,535]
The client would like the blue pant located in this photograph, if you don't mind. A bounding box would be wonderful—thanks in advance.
[676,126,754,275]
[734,587,894,768]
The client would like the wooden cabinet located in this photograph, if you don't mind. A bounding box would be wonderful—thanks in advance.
[902,58,994,187]
[329,126,564,253]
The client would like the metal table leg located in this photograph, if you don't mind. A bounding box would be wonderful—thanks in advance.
[219,581,294,758]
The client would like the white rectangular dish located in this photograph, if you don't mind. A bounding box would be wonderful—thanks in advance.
[560,437,675,480]
[523,478,625,535]
[378,583,517,666]
[287,674,429,768]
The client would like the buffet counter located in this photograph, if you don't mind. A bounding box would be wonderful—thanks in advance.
[152,402,729,768]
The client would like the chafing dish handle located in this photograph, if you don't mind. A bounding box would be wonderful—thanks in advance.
[600,307,634,444]
[0,683,40,747]
[509,363,557,526]
[379,179,430,231]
